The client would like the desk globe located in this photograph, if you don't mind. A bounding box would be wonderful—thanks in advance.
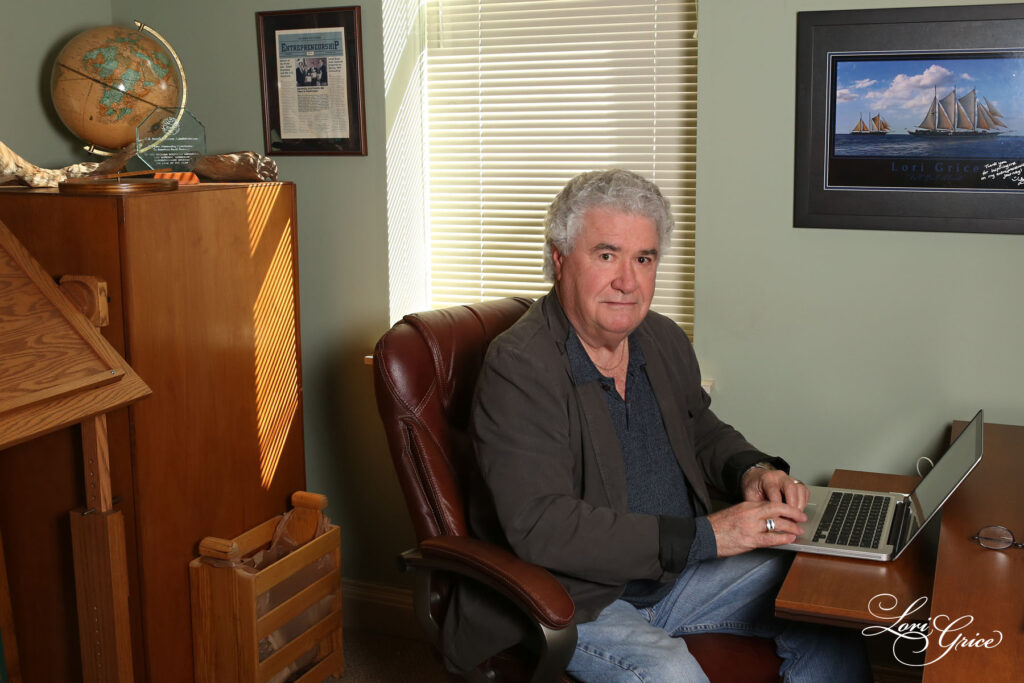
[51,24,184,152]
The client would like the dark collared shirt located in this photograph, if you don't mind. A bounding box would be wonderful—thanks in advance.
[566,329,716,606]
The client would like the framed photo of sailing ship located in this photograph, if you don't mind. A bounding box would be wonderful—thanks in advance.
[794,4,1024,234]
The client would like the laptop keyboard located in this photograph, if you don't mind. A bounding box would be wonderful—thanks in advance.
[813,492,891,548]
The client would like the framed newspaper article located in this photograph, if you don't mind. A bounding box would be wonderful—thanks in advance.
[256,6,367,155]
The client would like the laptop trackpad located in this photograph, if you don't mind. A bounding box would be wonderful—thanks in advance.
[800,502,820,539]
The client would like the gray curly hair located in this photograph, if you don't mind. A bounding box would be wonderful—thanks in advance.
[543,169,674,281]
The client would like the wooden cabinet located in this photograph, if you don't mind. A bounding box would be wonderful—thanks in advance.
[0,183,306,682]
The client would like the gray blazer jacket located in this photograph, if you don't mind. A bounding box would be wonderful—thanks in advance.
[441,292,782,672]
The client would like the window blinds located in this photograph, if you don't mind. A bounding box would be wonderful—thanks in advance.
[426,0,697,335]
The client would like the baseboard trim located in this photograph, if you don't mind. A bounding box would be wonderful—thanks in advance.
[342,579,425,641]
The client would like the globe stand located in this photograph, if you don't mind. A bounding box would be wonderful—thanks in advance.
[58,177,179,195]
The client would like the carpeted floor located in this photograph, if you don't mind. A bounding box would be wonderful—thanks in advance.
[328,629,461,682]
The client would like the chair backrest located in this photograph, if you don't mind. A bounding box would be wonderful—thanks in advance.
[372,297,533,542]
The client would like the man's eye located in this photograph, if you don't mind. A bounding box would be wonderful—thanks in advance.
[599,253,612,261]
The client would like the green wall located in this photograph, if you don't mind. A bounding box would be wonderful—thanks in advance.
[3,0,1023,598]
[0,0,111,167]
[696,0,1024,485]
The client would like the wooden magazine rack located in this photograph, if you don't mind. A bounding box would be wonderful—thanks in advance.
[189,491,343,682]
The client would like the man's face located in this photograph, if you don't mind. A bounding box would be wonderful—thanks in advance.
[552,206,659,347]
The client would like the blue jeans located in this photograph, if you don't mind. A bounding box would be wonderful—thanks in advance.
[567,550,871,682]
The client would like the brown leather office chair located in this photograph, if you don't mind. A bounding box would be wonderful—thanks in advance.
[372,297,783,682]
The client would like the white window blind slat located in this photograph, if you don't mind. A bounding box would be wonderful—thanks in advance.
[420,0,697,335]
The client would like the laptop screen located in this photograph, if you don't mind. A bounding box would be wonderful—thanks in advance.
[905,410,984,537]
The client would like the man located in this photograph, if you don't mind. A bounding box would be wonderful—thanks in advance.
[466,170,870,681]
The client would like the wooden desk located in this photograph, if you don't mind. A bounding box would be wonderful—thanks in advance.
[776,421,1024,679]
[922,421,1024,681]
[775,470,934,628]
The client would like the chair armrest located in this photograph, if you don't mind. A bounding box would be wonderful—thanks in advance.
[404,535,575,630]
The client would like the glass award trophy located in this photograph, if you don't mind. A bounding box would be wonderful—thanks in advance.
[136,108,206,171]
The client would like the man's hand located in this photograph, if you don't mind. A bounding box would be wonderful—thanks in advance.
[742,465,809,511]
[708,500,807,557]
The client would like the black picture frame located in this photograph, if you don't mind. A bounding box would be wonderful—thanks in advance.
[256,6,367,155]
[794,4,1024,233]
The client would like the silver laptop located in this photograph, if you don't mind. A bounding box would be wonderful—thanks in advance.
[778,410,984,561]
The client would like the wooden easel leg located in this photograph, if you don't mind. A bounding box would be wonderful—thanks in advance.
[70,415,133,683]
[1,526,23,683]
[69,510,134,683]
[81,415,113,513]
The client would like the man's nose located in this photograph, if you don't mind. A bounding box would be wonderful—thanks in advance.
[612,261,638,292]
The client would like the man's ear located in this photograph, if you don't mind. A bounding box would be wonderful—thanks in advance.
[551,244,564,281]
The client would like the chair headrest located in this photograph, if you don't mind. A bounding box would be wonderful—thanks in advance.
[375,297,532,421]
[372,297,533,540]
